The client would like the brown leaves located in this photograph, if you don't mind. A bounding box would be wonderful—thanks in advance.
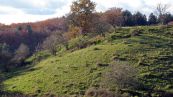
[103,7,123,28]
[70,0,96,33]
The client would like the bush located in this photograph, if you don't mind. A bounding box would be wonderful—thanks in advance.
[68,35,90,49]
[102,61,139,91]
[89,35,105,45]
[25,51,51,64]
[130,28,143,36]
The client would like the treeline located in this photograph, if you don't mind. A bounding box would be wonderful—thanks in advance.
[0,18,67,71]
[0,0,173,71]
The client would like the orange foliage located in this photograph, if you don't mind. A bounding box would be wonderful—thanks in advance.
[103,7,123,28]
[70,0,95,33]
[64,26,82,40]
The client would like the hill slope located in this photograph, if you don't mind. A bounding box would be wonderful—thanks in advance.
[4,44,127,96]
[3,26,173,96]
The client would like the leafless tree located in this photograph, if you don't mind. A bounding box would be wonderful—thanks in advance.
[156,3,169,16]
[155,3,170,24]
[11,43,30,65]
[42,32,67,55]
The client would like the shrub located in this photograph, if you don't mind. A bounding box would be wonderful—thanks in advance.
[68,35,90,49]
[130,28,142,36]
[25,51,51,64]
[89,35,105,45]
[102,61,139,91]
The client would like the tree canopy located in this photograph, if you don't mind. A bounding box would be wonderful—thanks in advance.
[70,0,96,34]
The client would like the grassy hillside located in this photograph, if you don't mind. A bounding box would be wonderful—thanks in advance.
[2,26,173,96]
[3,44,126,96]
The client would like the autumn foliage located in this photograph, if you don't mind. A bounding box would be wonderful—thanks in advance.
[103,8,123,28]
[70,0,95,34]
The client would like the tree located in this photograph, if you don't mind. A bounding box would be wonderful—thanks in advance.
[42,32,67,55]
[155,3,169,24]
[122,10,134,26]
[158,13,173,24]
[64,25,82,40]
[70,0,96,34]
[0,72,4,92]
[11,43,30,65]
[16,26,23,35]
[133,12,147,26]
[92,13,112,36]
[93,19,112,36]
[26,25,33,35]
[148,13,158,25]
[104,7,123,29]
[164,13,173,24]
[0,43,12,71]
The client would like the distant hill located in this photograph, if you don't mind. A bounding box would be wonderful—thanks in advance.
[0,17,67,51]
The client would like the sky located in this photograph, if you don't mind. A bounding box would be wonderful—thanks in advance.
[0,0,173,25]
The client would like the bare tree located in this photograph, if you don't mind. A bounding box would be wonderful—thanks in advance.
[42,32,67,55]
[156,3,169,16]
[11,43,30,65]
[92,13,112,36]
[155,3,169,24]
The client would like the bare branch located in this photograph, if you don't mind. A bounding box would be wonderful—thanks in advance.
[155,3,169,16]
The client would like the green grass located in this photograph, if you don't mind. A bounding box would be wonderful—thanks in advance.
[3,25,173,96]
[3,44,128,96]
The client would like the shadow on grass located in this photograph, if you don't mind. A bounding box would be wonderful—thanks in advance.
[0,91,30,97]
[5,65,41,79]
[0,63,42,97]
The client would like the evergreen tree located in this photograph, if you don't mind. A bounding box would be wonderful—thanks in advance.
[148,13,158,25]
[133,12,147,26]
[122,10,134,26]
